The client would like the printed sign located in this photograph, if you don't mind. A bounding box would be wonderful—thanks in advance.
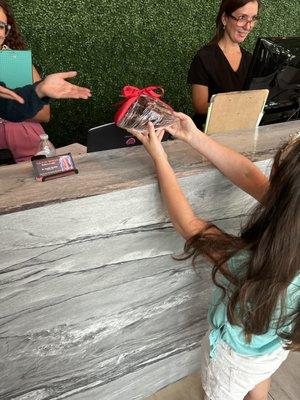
[31,153,78,181]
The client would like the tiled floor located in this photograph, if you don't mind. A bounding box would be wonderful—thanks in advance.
[146,352,300,400]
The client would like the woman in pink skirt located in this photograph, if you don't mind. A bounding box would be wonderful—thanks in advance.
[0,0,50,162]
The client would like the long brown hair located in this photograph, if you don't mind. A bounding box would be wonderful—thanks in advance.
[0,0,26,49]
[184,135,300,350]
[211,0,261,43]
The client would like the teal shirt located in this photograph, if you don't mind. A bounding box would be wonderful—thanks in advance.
[208,251,300,358]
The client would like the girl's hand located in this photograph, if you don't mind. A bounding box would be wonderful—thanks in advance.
[166,112,202,143]
[128,122,167,162]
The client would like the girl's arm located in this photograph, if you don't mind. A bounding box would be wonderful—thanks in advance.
[155,153,208,240]
[131,123,215,240]
[167,113,269,203]
[29,66,51,123]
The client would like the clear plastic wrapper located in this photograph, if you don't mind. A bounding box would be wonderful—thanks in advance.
[116,93,177,132]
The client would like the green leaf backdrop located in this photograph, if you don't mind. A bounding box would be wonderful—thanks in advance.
[10,0,300,147]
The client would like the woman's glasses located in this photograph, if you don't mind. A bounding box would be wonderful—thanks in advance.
[229,14,260,27]
[0,21,11,38]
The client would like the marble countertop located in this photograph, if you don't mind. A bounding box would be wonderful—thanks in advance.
[1,120,299,400]
[0,120,299,215]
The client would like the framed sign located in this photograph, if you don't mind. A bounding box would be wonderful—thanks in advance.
[31,153,78,181]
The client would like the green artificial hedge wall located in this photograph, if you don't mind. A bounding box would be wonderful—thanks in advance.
[9,0,300,147]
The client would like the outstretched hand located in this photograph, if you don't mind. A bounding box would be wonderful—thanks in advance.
[0,85,24,104]
[166,112,201,143]
[128,122,167,162]
[35,71,92,100]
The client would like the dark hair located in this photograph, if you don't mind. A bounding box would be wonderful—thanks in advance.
[184,135,300,350]
[0,0,26,49]
[212,0,261,43]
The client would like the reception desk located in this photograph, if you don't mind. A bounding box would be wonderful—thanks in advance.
[0,120,299,400]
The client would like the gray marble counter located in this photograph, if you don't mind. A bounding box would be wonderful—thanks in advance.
[0,121,299,400]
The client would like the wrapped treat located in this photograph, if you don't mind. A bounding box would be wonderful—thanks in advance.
[114,85,177,132]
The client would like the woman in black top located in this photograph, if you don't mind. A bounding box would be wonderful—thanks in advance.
[188,0,260,129]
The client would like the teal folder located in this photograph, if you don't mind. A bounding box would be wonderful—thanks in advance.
[0,50,33,89]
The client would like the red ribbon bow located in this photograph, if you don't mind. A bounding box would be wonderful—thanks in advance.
[121,85,163,100]
[114,85,164,124]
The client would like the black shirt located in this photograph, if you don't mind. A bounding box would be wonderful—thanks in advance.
[0,82,49,122]
[187,43,252,128]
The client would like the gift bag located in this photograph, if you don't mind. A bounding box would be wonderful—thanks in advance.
[114,85,177,132]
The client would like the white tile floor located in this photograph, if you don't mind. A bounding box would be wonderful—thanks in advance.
[146,352,300,400]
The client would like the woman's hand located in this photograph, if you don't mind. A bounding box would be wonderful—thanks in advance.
[35,71,91,100]
[166,112,201,143]
[128,122,167,163]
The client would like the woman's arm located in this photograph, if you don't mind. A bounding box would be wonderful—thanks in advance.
[167,113,269,202]
[29,66,51,122]
[0,83,48,122]
[0,84,24,103]
[1,72,91,123]
[191,84,209,115]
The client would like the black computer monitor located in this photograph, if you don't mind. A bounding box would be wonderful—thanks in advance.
[244,36,300,124]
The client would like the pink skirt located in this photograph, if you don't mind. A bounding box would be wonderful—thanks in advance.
[0,120,45,162]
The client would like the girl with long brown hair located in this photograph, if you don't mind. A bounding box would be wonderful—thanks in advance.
[0,0,50,162]
[188,0,261,129]
[129,114,300,400]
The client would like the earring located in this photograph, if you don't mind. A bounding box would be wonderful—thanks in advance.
[223,25,226,30]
